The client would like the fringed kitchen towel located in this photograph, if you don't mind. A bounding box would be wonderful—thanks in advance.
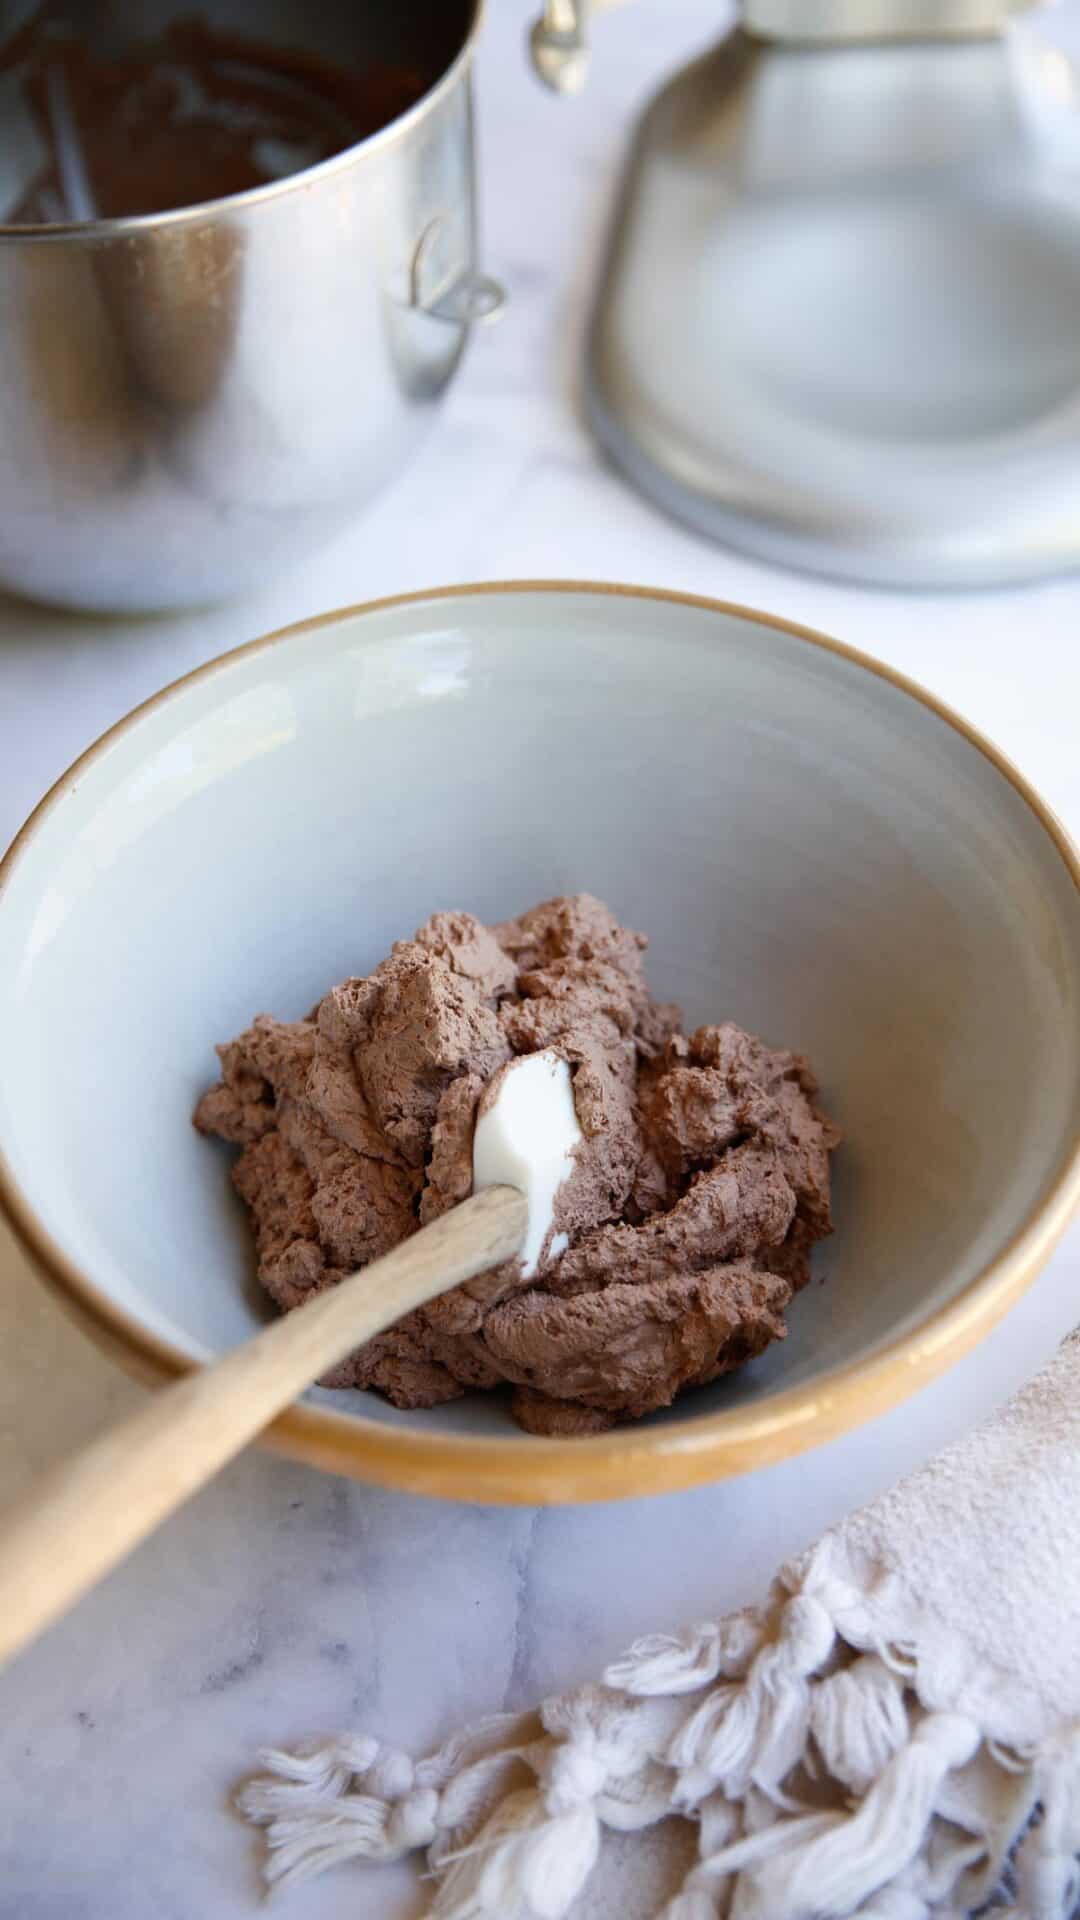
[239,1330,1080,1918]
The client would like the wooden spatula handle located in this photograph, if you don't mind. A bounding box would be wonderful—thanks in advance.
[0,1184,526,1669]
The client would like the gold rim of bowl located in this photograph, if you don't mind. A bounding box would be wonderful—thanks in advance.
[3,581,1080,1503]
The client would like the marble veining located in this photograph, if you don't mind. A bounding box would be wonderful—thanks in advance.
[3,2,1080,1914]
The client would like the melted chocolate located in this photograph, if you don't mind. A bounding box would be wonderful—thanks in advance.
[5,13,425,222]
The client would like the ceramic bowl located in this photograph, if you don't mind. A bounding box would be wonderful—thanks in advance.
[2,583,1079,1503]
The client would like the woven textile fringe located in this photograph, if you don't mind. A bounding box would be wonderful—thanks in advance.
[239,1336,1080,1919]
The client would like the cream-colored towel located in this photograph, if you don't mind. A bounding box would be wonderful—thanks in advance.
[240,1332,1080,1919]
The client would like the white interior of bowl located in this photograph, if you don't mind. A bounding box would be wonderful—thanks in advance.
[2,588,1078,1441]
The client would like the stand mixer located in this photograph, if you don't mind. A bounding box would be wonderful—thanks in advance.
[531,0,1080,587]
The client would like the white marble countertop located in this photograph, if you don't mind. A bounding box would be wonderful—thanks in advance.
[3,3,1080,1914]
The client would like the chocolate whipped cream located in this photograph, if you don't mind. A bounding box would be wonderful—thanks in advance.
[195,897,841,1434]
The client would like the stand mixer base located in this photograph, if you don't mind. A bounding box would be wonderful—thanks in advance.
[585,26,1080,590]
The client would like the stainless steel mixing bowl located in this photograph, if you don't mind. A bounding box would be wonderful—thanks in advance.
[0,0,496,611]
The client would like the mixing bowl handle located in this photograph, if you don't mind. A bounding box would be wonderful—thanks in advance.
[408,217,506,326]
